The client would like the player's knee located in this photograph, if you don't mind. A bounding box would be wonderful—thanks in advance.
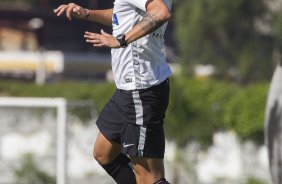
[93,148,104,164]
[93,147,114,165]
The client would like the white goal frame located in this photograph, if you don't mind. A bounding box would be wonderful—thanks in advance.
[0,97,67,184]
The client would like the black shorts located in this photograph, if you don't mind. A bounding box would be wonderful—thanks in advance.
[96,79,170,158]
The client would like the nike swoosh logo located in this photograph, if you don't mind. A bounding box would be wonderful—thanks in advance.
[123,143,135,148]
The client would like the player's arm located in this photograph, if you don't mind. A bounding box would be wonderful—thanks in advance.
[84,0,171,48]
[125,0,171,44]
[53,3,113,26]
[87,9,113,26]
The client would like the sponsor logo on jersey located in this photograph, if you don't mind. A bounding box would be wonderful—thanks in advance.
[152,33,163,39]
[125,78,133,83]
[113,13,119,26]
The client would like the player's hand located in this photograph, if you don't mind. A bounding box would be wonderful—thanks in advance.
[84,30,121,48]
[53,3,89,20]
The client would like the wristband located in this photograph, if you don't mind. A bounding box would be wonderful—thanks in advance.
[116,34,128,48]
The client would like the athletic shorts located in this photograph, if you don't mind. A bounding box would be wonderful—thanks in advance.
[96,78,170,158]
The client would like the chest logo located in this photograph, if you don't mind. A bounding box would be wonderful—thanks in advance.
[113,13,119,26]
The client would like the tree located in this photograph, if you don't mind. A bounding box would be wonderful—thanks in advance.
[271,4,282,61]
[175,0,273,84]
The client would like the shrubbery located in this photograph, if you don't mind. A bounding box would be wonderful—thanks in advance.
[0,78,269,146]
[0,80,115,112]
[165,77,269,146]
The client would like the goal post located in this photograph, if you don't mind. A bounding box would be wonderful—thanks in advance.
[0,97,67,184]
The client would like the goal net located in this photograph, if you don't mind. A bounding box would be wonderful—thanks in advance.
[0,97,113,184]
[0,97,66,184]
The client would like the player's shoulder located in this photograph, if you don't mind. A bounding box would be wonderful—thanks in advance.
[115,0,148,12]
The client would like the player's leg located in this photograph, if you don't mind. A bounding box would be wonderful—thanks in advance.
[130,157,169,184]
[121,122,170,184]
[93,132,136,184]
[93,132,121,165]
[94,90,136,184]
[120,79,170,183]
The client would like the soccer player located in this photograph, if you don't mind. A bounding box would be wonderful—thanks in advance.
[265,62,282,184]
[54,0,172,183]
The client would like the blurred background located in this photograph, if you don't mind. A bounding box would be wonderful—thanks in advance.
[0,0,281,184]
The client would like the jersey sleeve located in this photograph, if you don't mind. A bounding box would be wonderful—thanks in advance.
[124,0,148,12]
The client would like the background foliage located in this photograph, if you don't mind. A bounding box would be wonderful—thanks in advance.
[0,78,268,147]
[14,154,55,184]
[174,0,275,84]
[165,77,268,147]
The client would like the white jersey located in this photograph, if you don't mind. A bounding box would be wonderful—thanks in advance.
[111,0,172,90]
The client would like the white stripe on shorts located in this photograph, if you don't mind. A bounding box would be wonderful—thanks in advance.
[138,126,147,157]
[132,91,143,125]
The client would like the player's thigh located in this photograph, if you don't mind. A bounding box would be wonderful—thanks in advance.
[130,157,165,182]
[93,132,121,165]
